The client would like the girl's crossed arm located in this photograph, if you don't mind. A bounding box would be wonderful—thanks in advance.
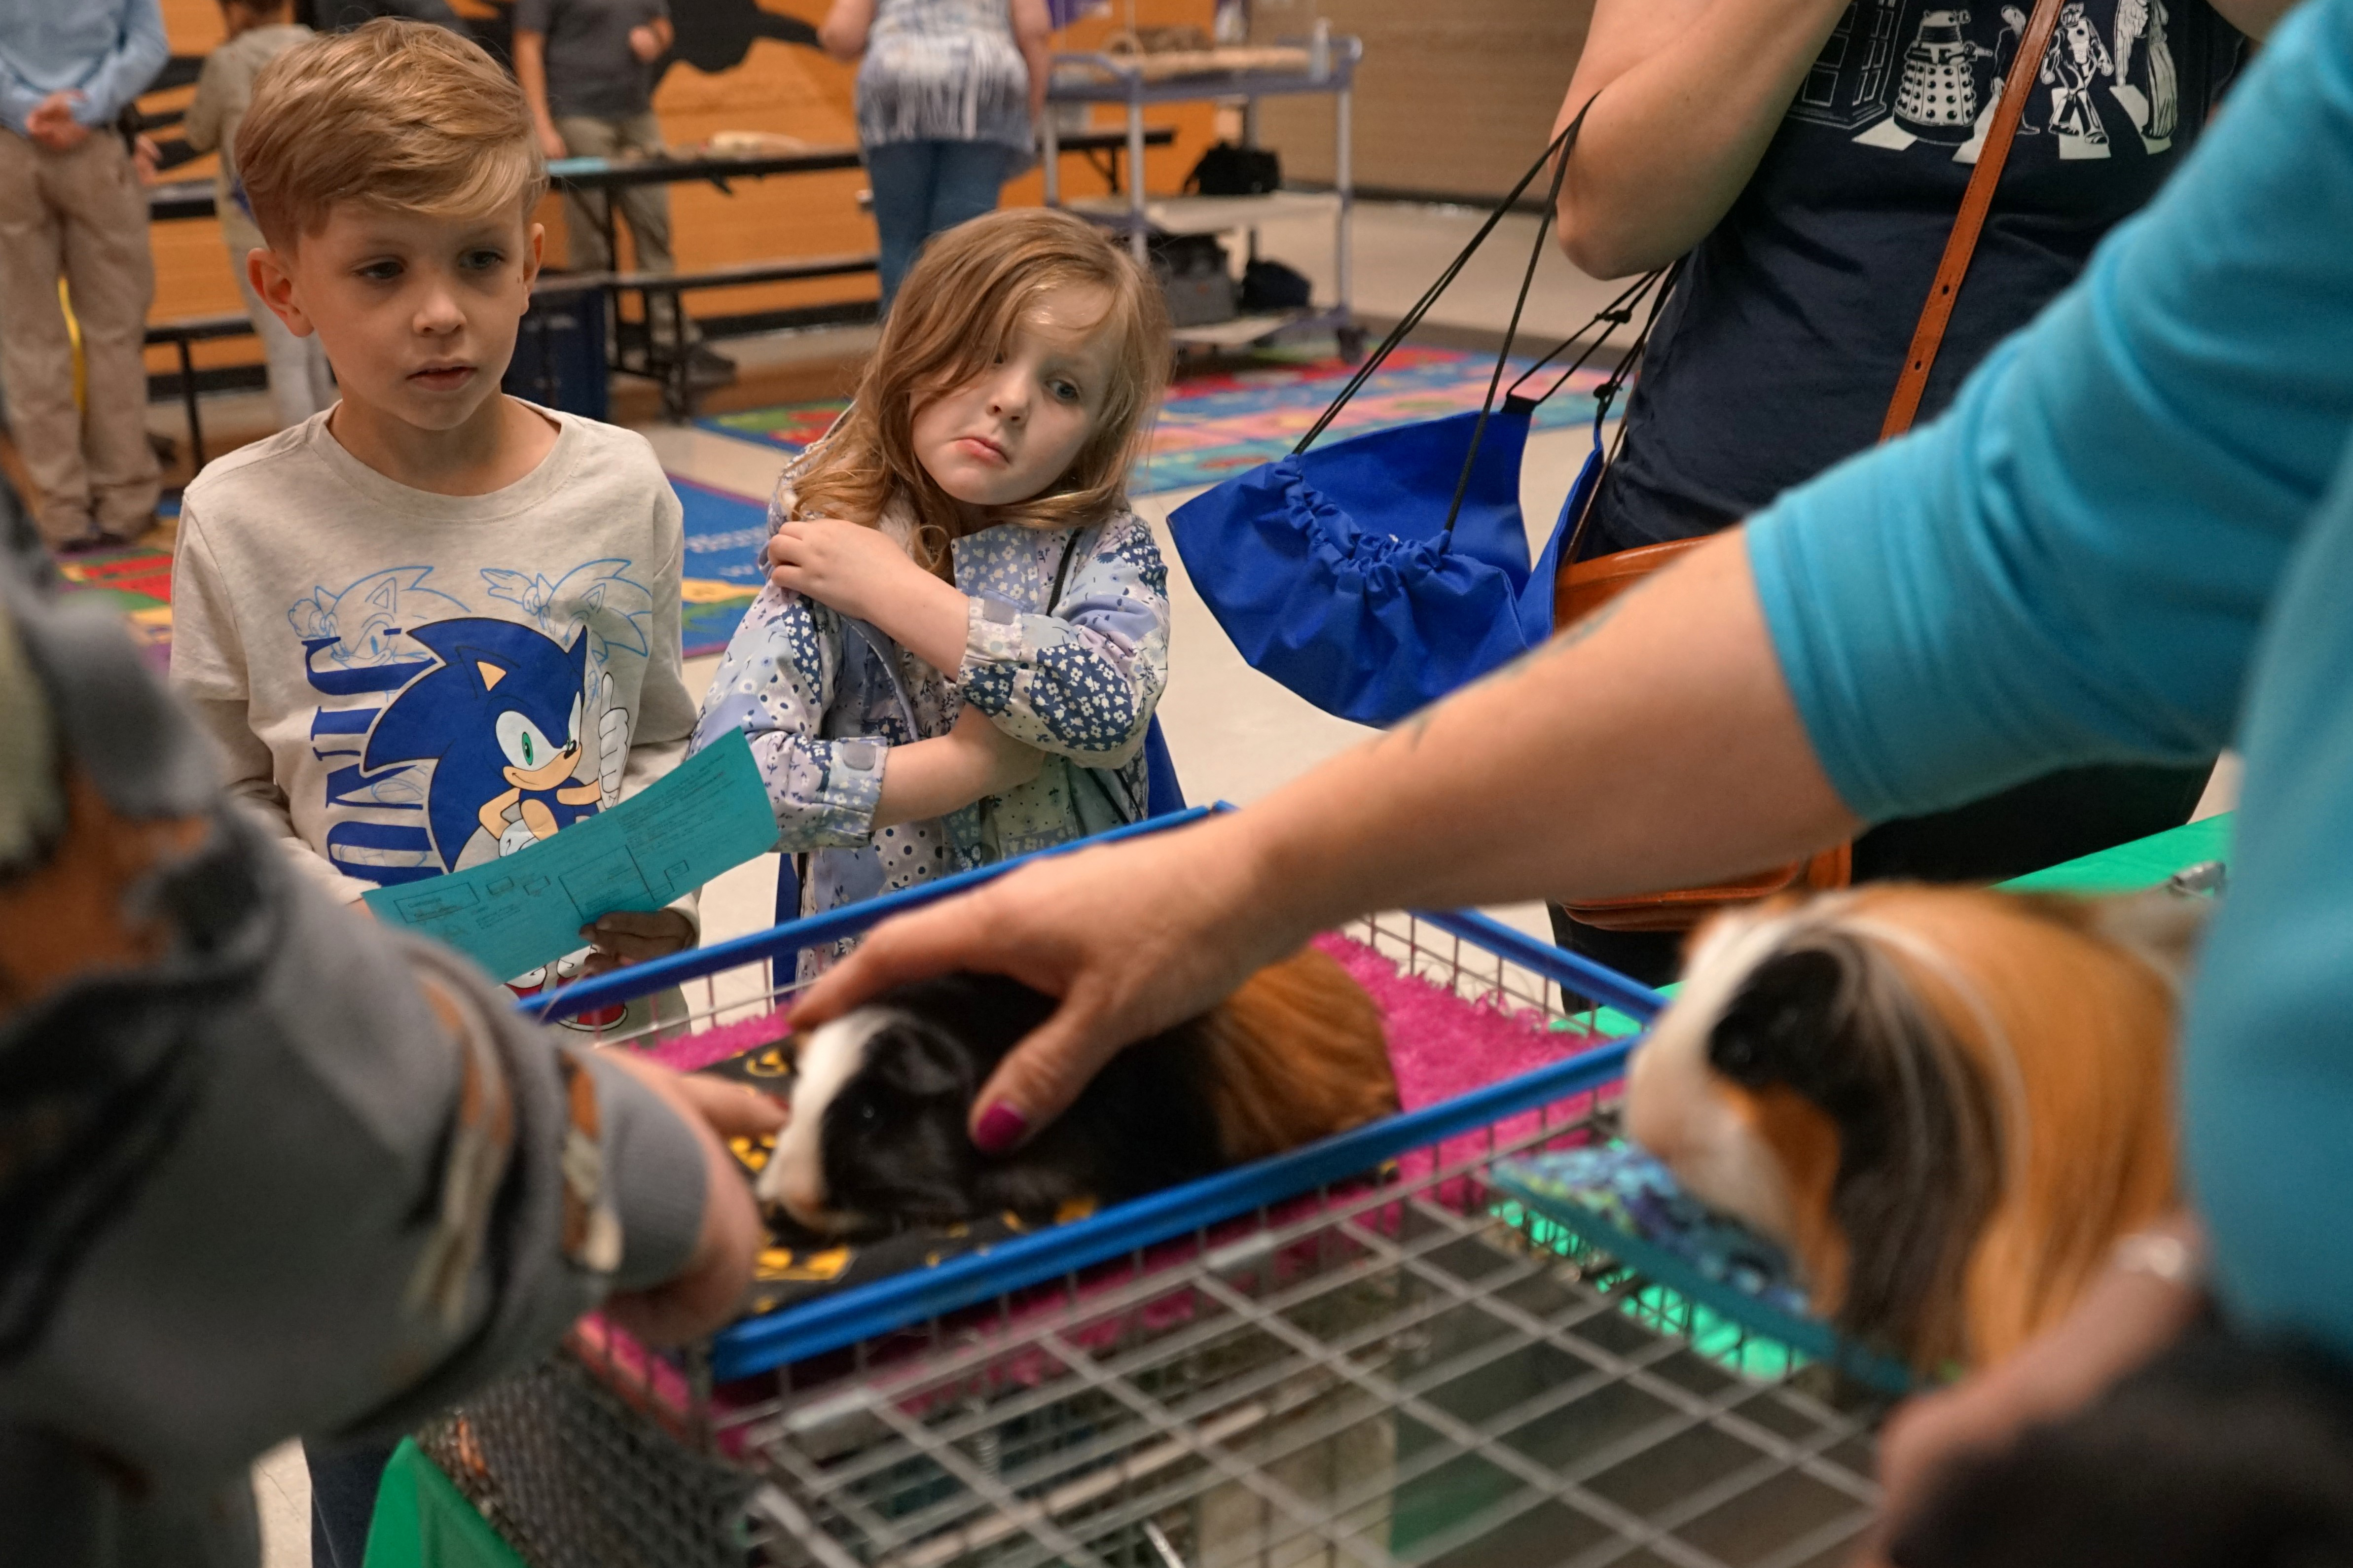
[956,517,1171,767]
[694,582,1043,841]
[692,587,901,848]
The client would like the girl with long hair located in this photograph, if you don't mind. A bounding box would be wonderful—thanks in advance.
[689,208,1174,979]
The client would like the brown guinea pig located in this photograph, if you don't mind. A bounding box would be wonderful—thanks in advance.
[1624,883,2204,1373]
[756,947,1398,1236]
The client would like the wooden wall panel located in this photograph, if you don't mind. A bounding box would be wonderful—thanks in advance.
[145,0,1217,371]
[1249,0,1593,204]
[148,0,243,376]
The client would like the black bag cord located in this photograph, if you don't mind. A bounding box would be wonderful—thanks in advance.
[1504,266,1670,411]
[1291,102,1592,457]
[1283,98,1643,538]
[1558,261,1685,568]
[1432,119,1584,537]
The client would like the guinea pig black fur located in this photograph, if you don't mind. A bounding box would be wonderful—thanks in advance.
[758,947,1396,1236]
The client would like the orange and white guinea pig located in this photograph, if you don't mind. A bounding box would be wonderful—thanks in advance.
[1625,883,2205,1373]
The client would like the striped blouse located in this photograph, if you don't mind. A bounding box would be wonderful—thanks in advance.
[856,0,1035,153]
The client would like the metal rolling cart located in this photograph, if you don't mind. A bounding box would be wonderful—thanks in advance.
[1042,40,1367,361]
[424,809,1887,1568]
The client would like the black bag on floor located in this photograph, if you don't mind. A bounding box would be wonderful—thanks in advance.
[1240,258,1313,312]
[1185,142,1281,196]
[503,281,608,421]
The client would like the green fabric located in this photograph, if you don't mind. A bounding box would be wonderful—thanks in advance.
[1549,812,2237,1036]
[1997,811,2233,894]
[362,1439,526,1568]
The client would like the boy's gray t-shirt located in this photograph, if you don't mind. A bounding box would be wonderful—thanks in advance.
[513,0,668,121]
[169,407,697,910]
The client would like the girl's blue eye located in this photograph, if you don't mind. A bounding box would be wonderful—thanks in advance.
[1052,380,1081,402]
[358,260,402,282]
[463,249,505,271]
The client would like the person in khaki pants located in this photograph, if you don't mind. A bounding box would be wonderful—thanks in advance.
[512,0,733,384]
[0,0,169,551]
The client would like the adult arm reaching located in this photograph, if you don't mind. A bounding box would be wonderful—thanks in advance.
[797,533,1858,1147]
[0,481,778,1561]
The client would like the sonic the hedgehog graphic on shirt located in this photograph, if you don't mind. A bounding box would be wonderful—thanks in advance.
[361,617,622,871]
[287,560,653,888]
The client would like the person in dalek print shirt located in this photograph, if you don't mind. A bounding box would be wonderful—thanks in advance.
[1529,0,2288,993]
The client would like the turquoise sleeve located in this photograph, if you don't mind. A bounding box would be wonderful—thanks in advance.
[1745,0,2353,1356]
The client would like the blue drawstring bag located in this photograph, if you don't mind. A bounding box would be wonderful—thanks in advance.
[1168,111,1671,727]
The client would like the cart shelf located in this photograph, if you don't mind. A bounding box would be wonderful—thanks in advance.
[1044,37,1363,359]
[1065,189,1341,236]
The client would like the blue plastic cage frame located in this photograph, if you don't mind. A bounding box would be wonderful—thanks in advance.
[503,807,1909,1389]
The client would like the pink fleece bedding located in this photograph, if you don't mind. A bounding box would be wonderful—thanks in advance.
[640,929,1593,1107]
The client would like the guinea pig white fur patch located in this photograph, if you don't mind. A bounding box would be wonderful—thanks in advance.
[1624,903,1817,1247]
[758,1008,899,1227]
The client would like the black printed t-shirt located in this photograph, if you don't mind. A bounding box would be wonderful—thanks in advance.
[1588,0,2243,552]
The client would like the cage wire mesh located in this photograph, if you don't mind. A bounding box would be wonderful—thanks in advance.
[423,913,1887,1568]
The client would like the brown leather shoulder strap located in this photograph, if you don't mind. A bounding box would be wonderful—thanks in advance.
[1881,0,2067,440]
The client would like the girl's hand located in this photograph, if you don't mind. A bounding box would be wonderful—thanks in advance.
[767,517,934,623]
[769,517,973,670]
[870,709,1045,828]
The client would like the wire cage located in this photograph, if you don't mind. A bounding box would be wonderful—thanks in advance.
[427,815,1888,1568]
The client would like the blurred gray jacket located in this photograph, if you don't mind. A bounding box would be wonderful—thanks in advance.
[0,483,708,1567]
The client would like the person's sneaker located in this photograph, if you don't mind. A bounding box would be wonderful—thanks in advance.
[685,343,738,388]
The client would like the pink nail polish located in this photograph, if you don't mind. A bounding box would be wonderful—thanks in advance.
[973,1101,1029,1155]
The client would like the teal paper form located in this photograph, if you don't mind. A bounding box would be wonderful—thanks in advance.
[363,729,777,980]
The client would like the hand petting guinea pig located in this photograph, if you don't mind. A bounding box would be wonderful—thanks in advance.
[757,947,1397,1236]
[1624,882,2204,1374]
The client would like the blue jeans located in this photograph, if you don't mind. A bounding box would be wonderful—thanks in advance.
[865,139,1019,314]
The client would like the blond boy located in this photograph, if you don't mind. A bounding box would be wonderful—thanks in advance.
[170,19,697,982]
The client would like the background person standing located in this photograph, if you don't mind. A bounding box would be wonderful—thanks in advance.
[183,0,336,431]
[514,0,734,385]
[823,0,1053,314]
[0,0,168,553]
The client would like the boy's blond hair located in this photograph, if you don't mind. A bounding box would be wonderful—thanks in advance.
[236,18,547,250]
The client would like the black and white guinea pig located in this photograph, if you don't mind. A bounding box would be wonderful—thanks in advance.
[1625,883,2203,1372]
[756,947,1397,1236]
